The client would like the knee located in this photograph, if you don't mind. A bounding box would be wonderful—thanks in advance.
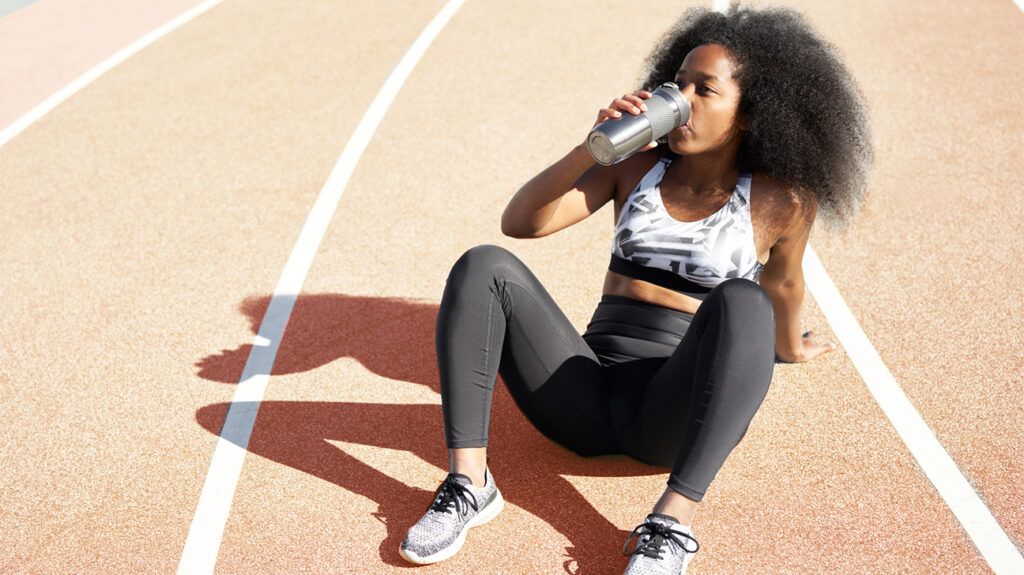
[710,278,772,310]
[706,279,775,326]
[448,243,522,283]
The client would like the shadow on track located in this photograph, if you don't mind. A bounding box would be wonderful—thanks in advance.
[195,292,672,574]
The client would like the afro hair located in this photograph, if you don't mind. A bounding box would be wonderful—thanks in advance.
[637,2,874,231]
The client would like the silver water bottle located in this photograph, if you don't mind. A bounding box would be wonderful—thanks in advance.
[585,82,691,166]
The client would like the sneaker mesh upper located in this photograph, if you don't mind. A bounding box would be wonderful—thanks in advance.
[622,513,699,575]
[401,470,497,558]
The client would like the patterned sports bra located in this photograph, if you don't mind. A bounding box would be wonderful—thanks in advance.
[609,152,764,298]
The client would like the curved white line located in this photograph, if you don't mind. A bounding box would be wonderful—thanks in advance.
[804,245,1024,573]
[0,0,223,149]
[719,0,1021,568]
[175,1,467,573]
[798,1,1024,570]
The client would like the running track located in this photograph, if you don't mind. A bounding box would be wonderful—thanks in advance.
[1,0,1021,573]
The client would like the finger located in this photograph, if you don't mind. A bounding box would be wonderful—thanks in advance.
[600,108,623,120]
[800,346,824,362]
[614,98,643,115]
[813,342,836,357]
[624,94,648,112]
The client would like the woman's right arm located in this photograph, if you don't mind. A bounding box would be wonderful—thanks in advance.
[500,145,608,239]
[500,90,655,239]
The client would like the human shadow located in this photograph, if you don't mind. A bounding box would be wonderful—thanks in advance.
[196,293,671,574]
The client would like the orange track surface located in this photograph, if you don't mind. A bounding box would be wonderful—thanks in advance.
[1,1,1020,573]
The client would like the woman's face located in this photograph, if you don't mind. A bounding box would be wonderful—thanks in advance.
[667,43,744,156]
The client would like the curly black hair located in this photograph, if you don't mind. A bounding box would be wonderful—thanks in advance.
[637,2,873,232]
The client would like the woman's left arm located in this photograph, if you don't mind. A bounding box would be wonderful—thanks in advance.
[757,196,835,363]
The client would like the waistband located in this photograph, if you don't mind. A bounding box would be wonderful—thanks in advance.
[583,294,694,346]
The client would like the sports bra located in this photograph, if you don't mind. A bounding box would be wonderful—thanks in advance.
[609,152,764,298]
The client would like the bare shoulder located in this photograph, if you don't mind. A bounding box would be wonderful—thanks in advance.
[750,172,817,245]
[612,149,666,206]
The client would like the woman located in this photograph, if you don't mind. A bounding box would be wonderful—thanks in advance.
[399,3,872,573]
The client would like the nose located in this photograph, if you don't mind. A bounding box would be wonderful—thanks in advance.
[679,83,696,123]
[679,82,697,105]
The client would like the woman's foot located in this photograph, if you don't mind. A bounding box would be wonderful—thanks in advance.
[621,512,700,574]
[399,466,504,564]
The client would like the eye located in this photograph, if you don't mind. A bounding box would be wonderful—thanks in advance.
[697,85,714,95]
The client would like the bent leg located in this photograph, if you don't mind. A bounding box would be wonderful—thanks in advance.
[616,278,777,501]
[436,244,619,456]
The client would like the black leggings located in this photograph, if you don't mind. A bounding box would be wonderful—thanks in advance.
[436,244,776,501]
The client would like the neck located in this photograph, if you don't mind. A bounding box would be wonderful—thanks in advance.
[665,147,741,195]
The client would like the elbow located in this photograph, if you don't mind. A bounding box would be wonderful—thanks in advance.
[501,208,539,239]
[500,212,527,239]
[762,278,800,291]
[759,275,804,297]
[500,211,521,238]
[502,226,526,239]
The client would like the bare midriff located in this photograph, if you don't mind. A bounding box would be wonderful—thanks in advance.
[601,270,705,315]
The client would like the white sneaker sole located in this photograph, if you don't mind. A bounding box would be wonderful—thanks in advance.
[398,489,506,565]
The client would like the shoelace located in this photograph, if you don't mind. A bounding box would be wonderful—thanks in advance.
[428,474,480,517]
[622,520,700,559]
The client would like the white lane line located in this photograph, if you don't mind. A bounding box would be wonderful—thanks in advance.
[175,1,467,572]
[803,245,1024,573]
[766,0,1023,567]
[0,0,223,149]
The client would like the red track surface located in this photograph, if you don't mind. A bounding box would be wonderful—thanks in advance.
[1,1,1020,573]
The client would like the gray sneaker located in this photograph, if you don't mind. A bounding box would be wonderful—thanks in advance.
[621,513,700,574]
[399,467,504,564]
